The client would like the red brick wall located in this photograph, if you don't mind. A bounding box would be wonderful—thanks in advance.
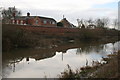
[40,18,57,27]
[10,17,57,27]
[29,17,42,26]
[4,24,80,38]
[27,17,57,27]
[11,19,26,25]
[13,24,80,37]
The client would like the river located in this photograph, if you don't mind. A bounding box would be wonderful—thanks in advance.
[2,40,120,78]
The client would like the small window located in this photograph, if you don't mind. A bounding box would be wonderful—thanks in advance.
[52,21,55,24]
[12,20,15,24]
[49,21,51,24]
[43,20,47,24]
[21,20,23,25]
[17,20,19,24]
[36,20,38,24]
[47,21,49,24]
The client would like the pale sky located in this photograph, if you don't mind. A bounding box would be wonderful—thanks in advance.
[0,0,119,26]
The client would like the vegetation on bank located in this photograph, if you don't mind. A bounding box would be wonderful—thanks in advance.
[2,24,120,51]
[58,51,120,79]
[2,7,120,52]
[2,24,66,51]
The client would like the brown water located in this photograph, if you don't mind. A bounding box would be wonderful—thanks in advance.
[2,40,120,78]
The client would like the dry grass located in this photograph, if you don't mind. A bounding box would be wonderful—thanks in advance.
[58,51,120,79]
[91,52,119,78]
[2,24,120,51]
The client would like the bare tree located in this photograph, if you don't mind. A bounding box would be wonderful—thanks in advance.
[95,18,103,28]
[77,19,85,28]
[95,18,109,28]
[77,19,81,28]
[2,7,22,24]
[101,18,109,28]
[87,18,94,25]
[2,6,21,19]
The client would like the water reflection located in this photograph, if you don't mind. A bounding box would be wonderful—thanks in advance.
[76,42,119,55]
[2,40,120,78]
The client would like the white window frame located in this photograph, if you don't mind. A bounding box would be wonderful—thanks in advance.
[21,20,23,25]
[17,20,19,24]
[43,20,47,24]
[52,21,55,24]
[36,20,39,24]
[12,20,15,24]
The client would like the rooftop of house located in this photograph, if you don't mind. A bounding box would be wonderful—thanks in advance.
[60,18,69,23]
[60,18,76,28]
[13,16,56,22]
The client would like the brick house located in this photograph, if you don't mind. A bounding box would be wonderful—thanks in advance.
[59,18,75,28]
[9,12,57,27]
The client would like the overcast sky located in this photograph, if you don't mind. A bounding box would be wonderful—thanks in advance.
[0,0,119,26]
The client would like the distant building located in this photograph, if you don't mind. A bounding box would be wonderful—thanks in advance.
[4,12,57,27]
[87,24,96,29]
[59,18,76,28]
[118,1,120,30]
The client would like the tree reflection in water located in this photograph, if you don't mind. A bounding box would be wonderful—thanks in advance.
[2,39,120,78]
[76,42,119,55]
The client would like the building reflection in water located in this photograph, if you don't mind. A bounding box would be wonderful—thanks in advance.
[2,39,120,78]
[13,59,15,72]
[26,57,29,64]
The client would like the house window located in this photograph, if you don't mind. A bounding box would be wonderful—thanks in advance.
[36,20,38,24]
[49,21,51,24]
[43,20,47,24]
[12,20,15,24]
[52,21,55,24]
[21,20,23,25]
[17,20,19,24]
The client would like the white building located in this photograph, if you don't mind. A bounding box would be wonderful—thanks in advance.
[118,1,120,30]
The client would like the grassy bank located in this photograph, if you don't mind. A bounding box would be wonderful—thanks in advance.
[58,51,120,79]
[2,24,120,51]
[2,24,65,51]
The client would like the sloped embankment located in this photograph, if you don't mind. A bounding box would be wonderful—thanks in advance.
[2,24,120,51]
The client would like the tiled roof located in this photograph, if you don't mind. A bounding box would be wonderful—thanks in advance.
[14,16,56,22]
[60,18,73,27]
[38,16,56,22]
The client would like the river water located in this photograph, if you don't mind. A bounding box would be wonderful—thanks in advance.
[2,40,120,78]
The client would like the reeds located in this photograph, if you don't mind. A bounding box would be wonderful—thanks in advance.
[58,51,119,79]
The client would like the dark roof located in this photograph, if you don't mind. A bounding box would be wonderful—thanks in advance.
[14,16,56,22]
[13,16,26,20]
[38,16,56,22]
[60,18,74,28]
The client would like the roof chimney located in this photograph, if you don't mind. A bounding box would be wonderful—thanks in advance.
[27,12,30,17]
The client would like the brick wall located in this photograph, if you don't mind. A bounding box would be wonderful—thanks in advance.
[10,16,57,27]
[27,17,57,27]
